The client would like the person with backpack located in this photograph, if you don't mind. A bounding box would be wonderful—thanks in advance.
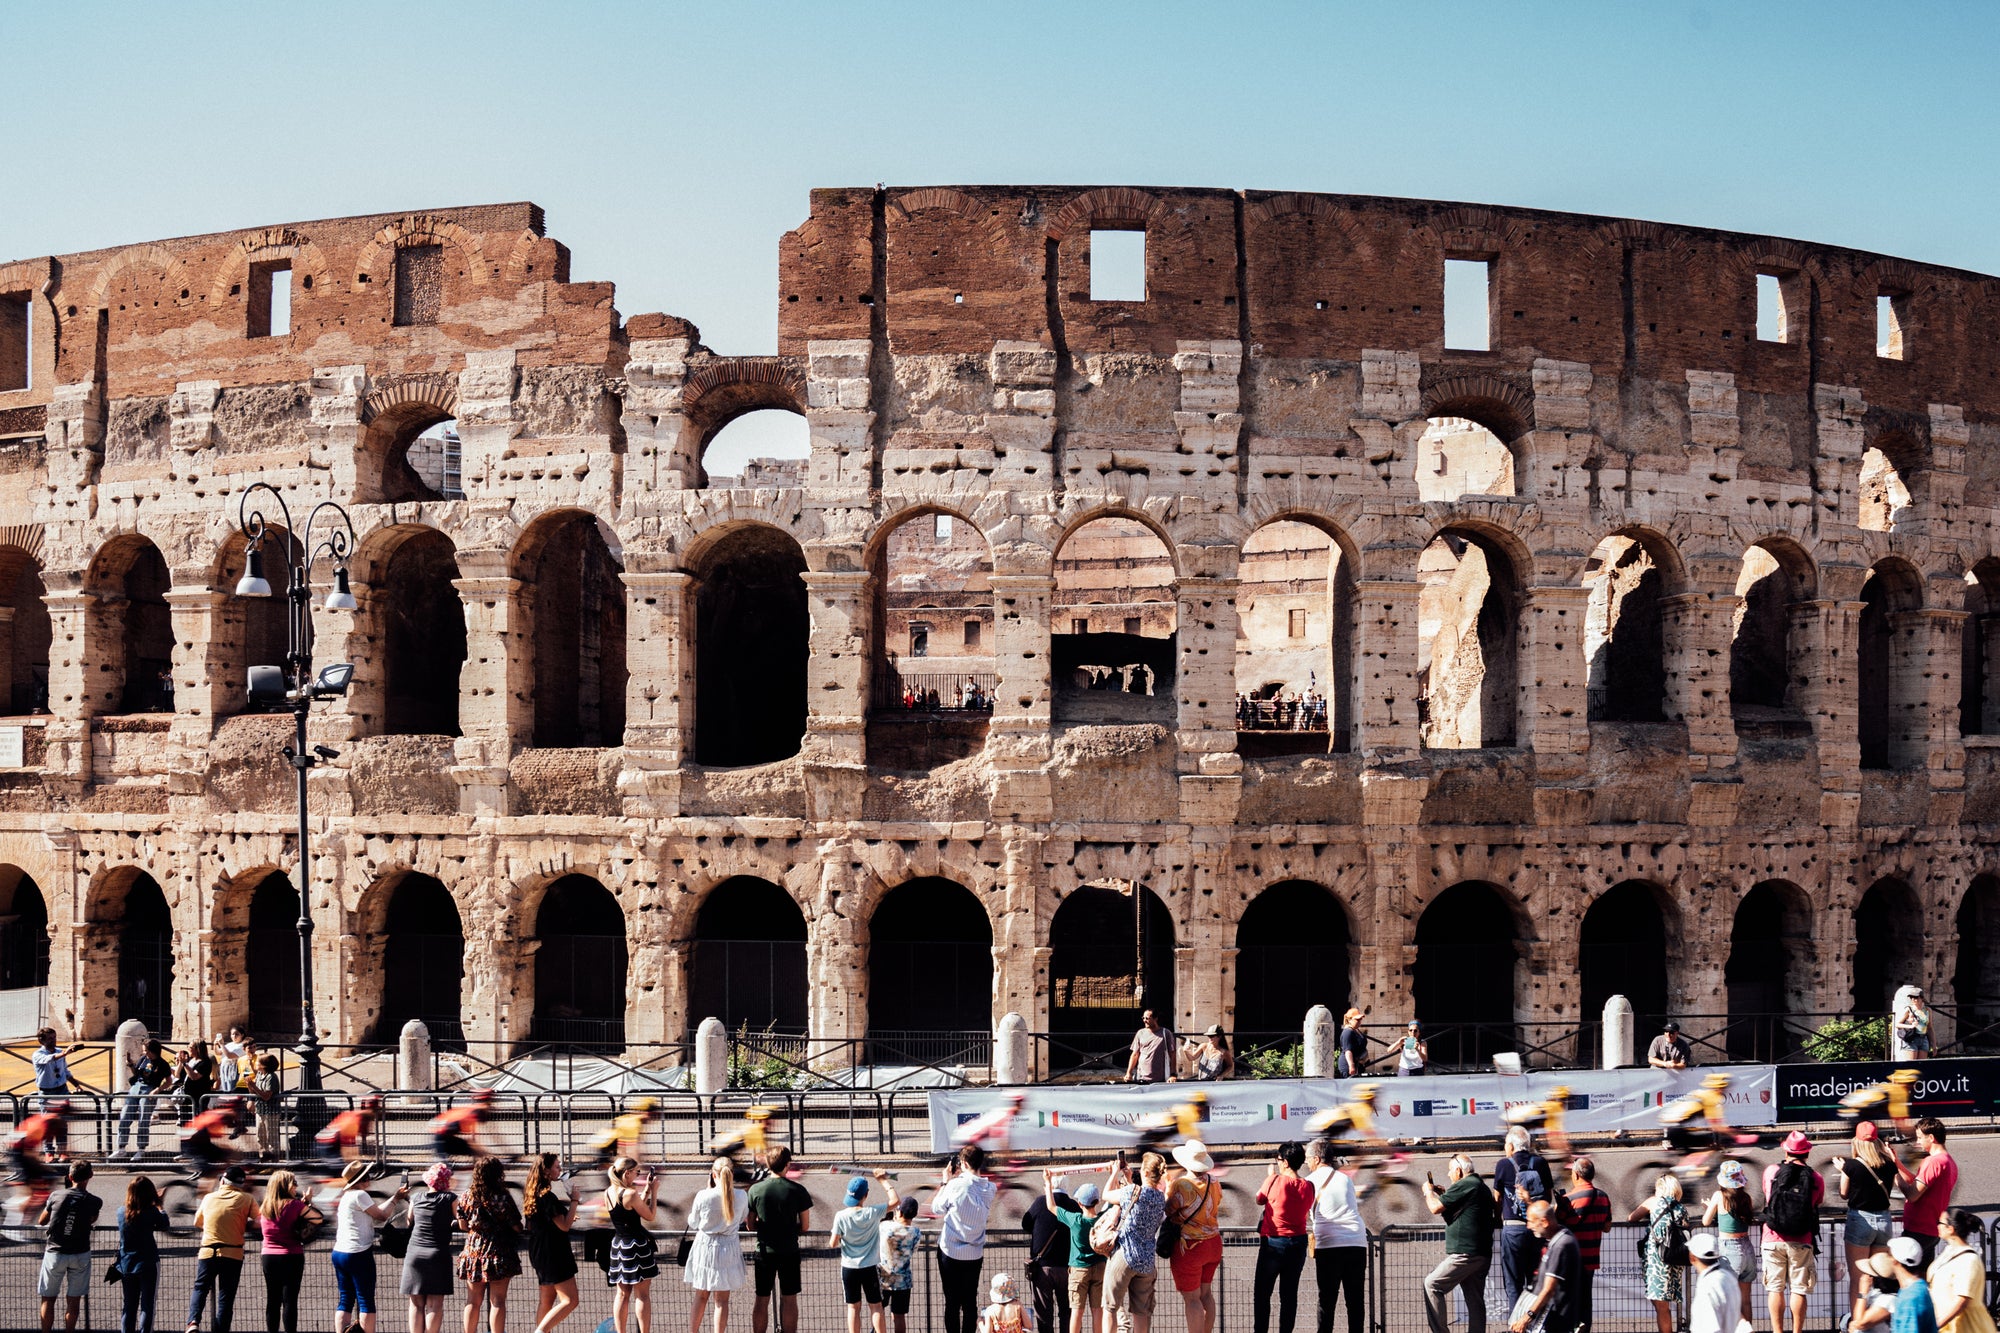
[36,1160,101,1333]
[1046,1172,1105,1333]
[1021,1172,1074,1333]
[1492,1127,1552,1308]
[1760,1132,1824,1333]
[1624,1173,1689,1333]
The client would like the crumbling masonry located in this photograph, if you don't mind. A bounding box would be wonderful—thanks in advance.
[1,187,1999,1065]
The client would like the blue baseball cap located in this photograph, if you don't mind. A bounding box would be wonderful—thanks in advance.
[847,1176,869,1202]
[1075,1183,1101,1207]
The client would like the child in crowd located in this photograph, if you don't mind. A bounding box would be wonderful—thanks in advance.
[251,1055,283,1158]
[981,1272,1035,1333]
[832,1172,894,1333]
[877,1196,923,1333]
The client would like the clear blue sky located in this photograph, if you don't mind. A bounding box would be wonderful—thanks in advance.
[6,0,1996,359]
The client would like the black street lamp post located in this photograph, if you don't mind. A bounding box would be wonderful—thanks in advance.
[233,483,358,1093]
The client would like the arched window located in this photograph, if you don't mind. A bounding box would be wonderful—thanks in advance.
[373,873,464,1047]
[0,867,49,992]
[693,527,809,766]
[0,547,50,715]
[244,873,302,1040]
[532,875,629,1048]
[1583,535,1668,723]
[1052,518,1177,724]
[1233,881,1350,1040]
[1960,560,2000,736]
[1579,881,1672,1037]
[1729,540,1814,733]
[1047,884,1175,1072]
[1413,882,1519,1066]
[1852,878,1923,1018]
[688,877,808,1036]
[1858,560,1924,770]
[1859,444,1912,533]
[88,538,173,715]
[701,409,810,489]
[218,530,301,717]
[362,404,459,503]
[521,514,627,748]
[115,872,174,1037]
[1236,521,1351,753]
[1954,876,2000,1047]
[867,878,992,1063]
[379,530,466,736]
[1418,528,1519,748]
[869,511,995,767]
[1415,416,1515,502]
[1725,880,1813,1061]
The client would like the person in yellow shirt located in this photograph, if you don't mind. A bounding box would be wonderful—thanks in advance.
[189,1165,257,1331]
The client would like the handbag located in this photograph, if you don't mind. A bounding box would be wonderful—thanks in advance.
[1507,1290,1547,1333]
[378,1199,412,1259]
[103,1256,126,1286]
[672,1225,694,1267]
[1157,1180,1215,1260]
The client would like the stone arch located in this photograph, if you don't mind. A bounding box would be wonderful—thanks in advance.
[684,360,808,487]
[83,245,195,313]
[1046,188,1170,241]
[0,865,49,994]
[512,509,627,748]
[351,215,486,289]
[1583,527,1683,724]
[211,527,302,719]
[1725,879,1814,1060]
[1953,875,2000,1047]
[1236,515,1354,753]
[1413,880,1530,1067]
[1232,880,1351,1039]
[691,523,809,766]
[1963,557,2000,736]
[1852,877,1924,1019]
[530,873,630,1048]
[1052,512,1178,725]
[1859,555,1926,770]
[867,505,996,765]
[866,877,993,1060]
[1578,880,1679,1036]
[1418,522,1525,748]
[685,875,809,1037]
[87,867,175,1038]
[1729,536,1818,730]
[358,377,458,503]
[85,533,173,716]
[1047,883,1176,1072]
[359,869,465,1047]
[1419,375,1534,445]
[204,228,334,311]
[0,543,51,715]
[353,524,465,737]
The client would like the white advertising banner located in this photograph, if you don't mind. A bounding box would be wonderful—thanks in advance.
[926,1066,1780,1152]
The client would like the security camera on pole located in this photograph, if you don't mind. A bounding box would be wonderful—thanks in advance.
[233,482,358,1094]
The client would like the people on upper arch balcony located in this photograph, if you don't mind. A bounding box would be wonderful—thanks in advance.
[1395,1022,1429,1078]
[1646,1021,1691,1072]
[1892,986,1932,1061]
[1125,1012,1177,1085]
[1335,1009,1371,1079]
[1179,1027,1232,1081]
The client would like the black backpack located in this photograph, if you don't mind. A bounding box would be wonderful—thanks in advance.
[1765,1162,1817,1237]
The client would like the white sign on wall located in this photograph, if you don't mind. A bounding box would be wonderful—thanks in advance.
[0,727,25,769]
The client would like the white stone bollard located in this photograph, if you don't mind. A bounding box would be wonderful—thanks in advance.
[1302,1005,1336,1078]
[400,1020,434,1092]
[695,1017,728,1094]
[114,1019,148,1089]
[1602,995,1634,1070]
[994,1013,1029,1085]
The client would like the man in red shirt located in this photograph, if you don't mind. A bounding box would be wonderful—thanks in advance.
[1895,1116,1958,1273]
[1553,1157,1611,1333]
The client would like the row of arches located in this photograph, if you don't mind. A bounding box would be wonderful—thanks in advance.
[55,864,2000,1065]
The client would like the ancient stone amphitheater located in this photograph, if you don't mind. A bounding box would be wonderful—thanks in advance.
[0,187,1993,1071]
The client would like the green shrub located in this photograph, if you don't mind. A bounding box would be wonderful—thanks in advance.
[1244,1043,1303,1079]
[728,1024,803,1089]
[1803,1016,1888,1063]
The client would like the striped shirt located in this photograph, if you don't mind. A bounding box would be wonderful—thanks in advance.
[1556,1185,1612,1272]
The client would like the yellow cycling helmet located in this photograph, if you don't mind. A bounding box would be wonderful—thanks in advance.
[1702,1073,1731,1091]
[1889,1068,1918,1085]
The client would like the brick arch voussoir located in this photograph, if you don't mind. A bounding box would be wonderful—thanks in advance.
[206,229,334,307]
[1243,194,1369,254]
[887,189,1018,252]
[352,217,487,288]
[1418,374,1536,443]
[1855,257,1937,302]
[1047,188,1171,241]
[1722,241,1833,291]
[361,375,458,427]
[1576,218,1698,267]
[85,245,196,311]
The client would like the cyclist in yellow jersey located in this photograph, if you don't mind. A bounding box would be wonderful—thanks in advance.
[591,1097,661,1166]
[1839,1068,1919,1137]
[709,1104,780,1164]
[1306,1084,1382,1145]
[1501,1087,1574,1159]
[1133,1090,1210,1152]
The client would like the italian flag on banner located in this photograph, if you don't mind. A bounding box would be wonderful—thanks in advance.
[1265,1105,1288,1120]
[1460,1099,1478,1115]
[1037,1111,1061,1127]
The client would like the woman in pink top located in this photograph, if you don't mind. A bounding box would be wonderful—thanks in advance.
[1252,1142,1316,1333]
[259,1169,324,1333]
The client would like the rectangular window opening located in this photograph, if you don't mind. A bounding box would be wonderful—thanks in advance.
[0,294,28,393]
[1071,617,1089,636]
[1756,272,1789,343]
[963,619,980,647]
[1877,292,1908,360]
[247,261,293,339]
[394,244,444,327]
[934,513,953,543]
[1288,607,1308,639]
[1443,257,1492,351]
[1090,229,1147,302]
[1123,616,1142,635]
[910,623,931,658]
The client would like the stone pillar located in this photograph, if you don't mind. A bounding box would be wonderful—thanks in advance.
[115,1018,149,1088]
[449,560,526,815]
[1520,584,1590,785]
[807,856,866,1066]
[806,341,875,495]
[1601,996,1634,1070]
[800,567,870,769]
[1893,609,1966,781]
[166,587,231,737]
[1350,578,1422,758]
[1174,572,1239,774]
[454,350,521,494]
[993,1013,1029,1086]
[618,570,694,816]
[987,574,1055,822]
[1792,599,1865,803]
[989,343,1058,484]
[694,1017,728,1094]
[1302,1005,1336,1078]
[0,605,16,710]
[399,1020,433,1092]
[1659,583,1740,775]
[44,589,101,721]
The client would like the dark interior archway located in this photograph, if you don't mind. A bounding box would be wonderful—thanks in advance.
[1233,881,1350,1040]
[693,527,808,766]
[93,539,172,715]
[688,876,808,1036]
[1963,562,2000,736]
[1730,541,1810,730]
[1955,876,2000,1048]
[375,873,464,1047]
[1579,881,1671,1037]
[223,532,301,716]
[1412,881,1519,1066]
[1852,878,1923,1018]
[868,878,992,1062]
[1048,884,1176,1072]
[0,548,50,714]
[532,875,629,1048]
[526,515,627,748]
[1725,880,1813,1060]
[0,867,48,992]
[116,872,173,1037]
[381,530,466,736]
[1859,562,1922,769]
[245,873,302,1040]
[1584,536,1668,723]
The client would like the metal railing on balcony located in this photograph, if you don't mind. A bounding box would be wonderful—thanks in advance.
[1235,697,1329,731]
[872,670,998,713]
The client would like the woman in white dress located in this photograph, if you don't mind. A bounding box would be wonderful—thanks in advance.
[683,1157,749,1333]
